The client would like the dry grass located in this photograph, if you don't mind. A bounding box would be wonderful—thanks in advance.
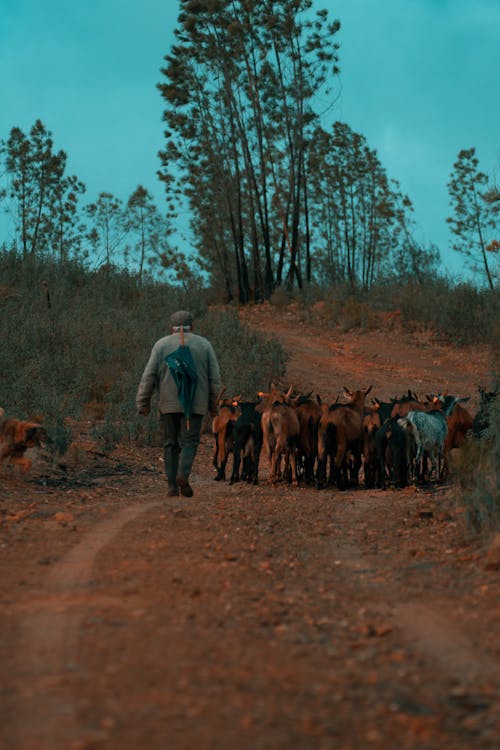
[449,399,499,535]
[0,252,286,452]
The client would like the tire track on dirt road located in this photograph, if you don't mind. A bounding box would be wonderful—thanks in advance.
[394,602,499,684]
[9,479,500,750]
[330,494,500,690]
[10,498,162,750]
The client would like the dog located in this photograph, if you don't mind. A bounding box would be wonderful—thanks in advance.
[0,408,48,472]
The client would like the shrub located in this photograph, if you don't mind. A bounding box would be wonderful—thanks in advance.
[0,251,287,449]
[269,286,294,309]
[450,397,499,535]
[335,296,379,332]
[46,414,73,456]
[197,309,287,398]
[370,278,499,345]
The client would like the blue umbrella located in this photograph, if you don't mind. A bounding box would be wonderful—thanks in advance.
[166,342,198,426]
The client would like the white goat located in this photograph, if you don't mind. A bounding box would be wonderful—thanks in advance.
[400,408,448,482]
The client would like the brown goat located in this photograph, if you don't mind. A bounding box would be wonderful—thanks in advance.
[317,386,372,490]
[258,385,301,485]
[212,391,241,481]
[362,406,382,488]
[293,396,322,484]
[390,396,438,418]
[442,399,473,478]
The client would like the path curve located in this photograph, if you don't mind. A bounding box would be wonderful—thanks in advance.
[12,498,162,750]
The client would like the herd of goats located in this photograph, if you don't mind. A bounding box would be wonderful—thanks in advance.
[211,384,497,491]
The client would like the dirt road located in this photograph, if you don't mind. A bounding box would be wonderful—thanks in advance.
[1,304,498,749]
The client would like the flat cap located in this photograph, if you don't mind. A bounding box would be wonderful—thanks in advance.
[170,310,193,327]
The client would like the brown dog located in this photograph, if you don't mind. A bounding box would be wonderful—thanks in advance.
[0,408,48,472]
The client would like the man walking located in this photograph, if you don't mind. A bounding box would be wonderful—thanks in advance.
[136,310,222,497]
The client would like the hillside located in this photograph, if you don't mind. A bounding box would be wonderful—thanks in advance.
[1,304,498,750]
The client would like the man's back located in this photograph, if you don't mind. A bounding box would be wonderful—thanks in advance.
[136,330,221,415]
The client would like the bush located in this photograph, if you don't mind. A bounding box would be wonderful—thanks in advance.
[0,251,286,448]
[450,397,499,535]
[367,278,499,345]
[196,309,287,398]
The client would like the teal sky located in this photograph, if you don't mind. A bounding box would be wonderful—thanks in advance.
[1,0,499,280]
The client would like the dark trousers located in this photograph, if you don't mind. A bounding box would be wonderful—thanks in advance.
[160,413,203,487]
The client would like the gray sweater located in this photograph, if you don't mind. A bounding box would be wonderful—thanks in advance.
[136,331,222,415]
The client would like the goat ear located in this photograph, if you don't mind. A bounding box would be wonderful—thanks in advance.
[14,421,27,443]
